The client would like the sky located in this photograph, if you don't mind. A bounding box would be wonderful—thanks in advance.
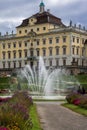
[0,0,87,35]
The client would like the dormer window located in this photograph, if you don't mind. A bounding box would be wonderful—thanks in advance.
[25,30,27,33]
[43,27,46,30]
[31,19,33,22]
[19,30,22,34]
[29,17,37,25]
[37,28,39,31]
[31,29,33,32]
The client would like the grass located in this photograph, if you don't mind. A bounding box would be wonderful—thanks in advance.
[30,104,42,130]
[33,99,65,102]
[62,103,87,116]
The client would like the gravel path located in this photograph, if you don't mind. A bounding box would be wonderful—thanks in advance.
[36,102,87,130]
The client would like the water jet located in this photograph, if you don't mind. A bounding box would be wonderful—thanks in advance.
[17,57,79,100]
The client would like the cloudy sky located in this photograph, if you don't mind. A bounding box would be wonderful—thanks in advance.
[0,0,87,35]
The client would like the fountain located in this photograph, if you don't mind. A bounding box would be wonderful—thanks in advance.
[17,57,79,100]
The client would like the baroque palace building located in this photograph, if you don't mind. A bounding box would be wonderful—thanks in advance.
[0,1,87,76]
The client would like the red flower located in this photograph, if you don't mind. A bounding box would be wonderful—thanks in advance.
[0,127,9,130]
[73,99,80,105]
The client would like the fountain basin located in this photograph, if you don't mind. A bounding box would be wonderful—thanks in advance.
[32,95,65,100]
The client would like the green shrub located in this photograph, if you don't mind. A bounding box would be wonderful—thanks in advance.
[66,92,87,109]
[78,94,87,109]
[66,93,82,104]
[0,77,10,83]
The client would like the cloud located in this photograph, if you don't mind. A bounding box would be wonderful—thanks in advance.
[45,0,80,7]
[0,0,87,34]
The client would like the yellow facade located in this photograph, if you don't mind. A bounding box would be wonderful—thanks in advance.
[0,2,87,75]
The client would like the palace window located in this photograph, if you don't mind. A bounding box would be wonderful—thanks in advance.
[13,42,16,48]
[31,19,33,22]
[49,39,52,44]
[24,51,27,57]
[56,59,59,66]
[2,52,6,59]
[30,50,34,56]
[31,29,33,32]
[82,39,84,44]
[19,62,22,68]
[82,47,84,56]
[76,47,79,55]
[63,37,66,43]
[8,43,11,48]
[13,51,16,58]
[3,62,5,68]
[19,51,22,58]
[72,47,75,54]
[37,28,39,31]
[25,61,27,65]
[73,37,75,42]
[49,60,52,66]
[43,49,46,56]
[2,44,5,49]
[19,42,22,47]
[43,39,46,45]
[56,47,59,55]
[56,38,59,43]
[8,52,11,59]
[19,30,22,34]
[8,62,11,68]
[24,42,27,47]
[43,27,46,30]
[82,59,84,66]
[77,38,79,43]
[49,48,52,56]
[13,62,16,68]
[63,47,66,55]
[25,30,27,33]
[37,40,40,45]
[37,50,39,56]
[63,59,66,66]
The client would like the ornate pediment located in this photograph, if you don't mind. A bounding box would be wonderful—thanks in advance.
[27,30,37,37]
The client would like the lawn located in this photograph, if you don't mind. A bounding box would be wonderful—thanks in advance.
[62,103,87,116]
[30,104,42,130]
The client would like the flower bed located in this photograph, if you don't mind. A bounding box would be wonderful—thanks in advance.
[0,127,9,130]
[0,91,33,130]
[0,97,11,103]
[66,92,87,109]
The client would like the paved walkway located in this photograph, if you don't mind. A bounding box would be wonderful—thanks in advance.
[36,102,87,130]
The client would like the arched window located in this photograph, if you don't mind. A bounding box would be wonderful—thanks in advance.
[62,46,67,55]
[8,51,11,59]
[13,51,16,58]
[49,47,53,56]
[55,47,59,55]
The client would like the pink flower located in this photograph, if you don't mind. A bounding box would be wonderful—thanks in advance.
[73,99,80,105]
[0,127,9,130]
